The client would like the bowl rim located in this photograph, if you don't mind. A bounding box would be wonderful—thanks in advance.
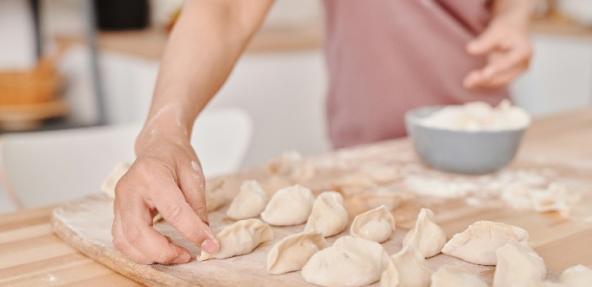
[405,105,530,134]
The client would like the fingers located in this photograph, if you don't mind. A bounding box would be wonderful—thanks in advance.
[467,28,502,55]
[464,48,530,89]
[151,178,219,254]
[178,162,209,223]
[113,188,192,264]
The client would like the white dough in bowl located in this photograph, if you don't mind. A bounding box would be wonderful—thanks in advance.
[420,100,530,131]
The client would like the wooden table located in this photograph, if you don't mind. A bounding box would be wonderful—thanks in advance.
[1,108,592,286]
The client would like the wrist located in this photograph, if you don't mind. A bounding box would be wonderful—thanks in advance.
[135,122,191,157]
[491,1,533,32]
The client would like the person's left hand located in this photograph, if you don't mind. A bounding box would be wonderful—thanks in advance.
[464,19,533,90]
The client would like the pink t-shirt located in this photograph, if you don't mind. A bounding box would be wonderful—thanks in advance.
[324,0,508,148]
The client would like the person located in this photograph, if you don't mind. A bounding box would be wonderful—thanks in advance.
[112,0,535,264]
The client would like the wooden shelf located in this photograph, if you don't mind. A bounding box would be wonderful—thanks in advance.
[54,15,592,61]
[56,25,323,60]
[531,13,592,40]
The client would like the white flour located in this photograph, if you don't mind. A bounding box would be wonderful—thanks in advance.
[421,100,531,131]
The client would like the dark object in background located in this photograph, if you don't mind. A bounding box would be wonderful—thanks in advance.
[93,0,150,31]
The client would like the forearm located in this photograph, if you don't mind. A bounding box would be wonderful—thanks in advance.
[137,0,272,153]
[491,0,536,29]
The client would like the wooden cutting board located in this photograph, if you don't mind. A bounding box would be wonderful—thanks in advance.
[52,138,592,287]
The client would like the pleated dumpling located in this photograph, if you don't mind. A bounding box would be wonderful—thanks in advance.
[402,208,447,258]
[350,205,395,243]
[199,219,273,261]
[442,221,529,265]
[560,265,592,286]
[266,231,327,275]
[379,258,400,287]
[266,151,316,182]
[226,180,268,220]
[304,191,349,237]
[301,236,390,287]
[493,242,546,287]
[389,246,432,287]
[261,185,315,226]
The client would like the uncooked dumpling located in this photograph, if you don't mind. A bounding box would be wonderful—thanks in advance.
[431,265,487,287]
[266,151,315,182]
[402,208,447,258]
[198,219,273,260]
[560,264,592,287]
[360,163,399,184]
[379,258,400,287]
[266,231,327,275]
[350,205,396,243]
[304,191,349,237]
[226,180,268,220]
[261,185,314,226]
[205,178,229,212]
[301,236,389,287]
[493,242,546,287]
[390,246,432,287]
[101,162,131,198]
[442,221,529,265]
[332,173,377,192]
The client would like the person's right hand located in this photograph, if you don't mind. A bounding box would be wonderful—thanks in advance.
[112,134,219,264]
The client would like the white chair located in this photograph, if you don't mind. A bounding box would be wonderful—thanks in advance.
[0,108,252,208]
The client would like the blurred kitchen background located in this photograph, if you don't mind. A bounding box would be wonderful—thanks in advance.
[0,0,591,213]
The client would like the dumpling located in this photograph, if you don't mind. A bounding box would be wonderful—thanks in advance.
[560,265,592,287]
[402,208,447,258]
[431,265,487,287]
[332,173,377,192]
[301,236,389,287]
[350,205,396,243]
[226,180,268,220]
[101,162,131,198]
[205,178,229,212]
[260,175,293,194]
[442,221,529,265]
[304,191,349,237]
[390,246,432,287]
[493,242,546,287]
[266,231,327,275]
[266,151,315,182]
[360,163,399,184]
[198,219,273,261]
[379,258,400,287]
[261,185,314,226]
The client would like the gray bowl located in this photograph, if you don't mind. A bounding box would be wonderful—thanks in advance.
[405,106,528,175]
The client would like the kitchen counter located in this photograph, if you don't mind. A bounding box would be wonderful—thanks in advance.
[55,24,323,60]
[1,108,592,286]
[53,14,592,62]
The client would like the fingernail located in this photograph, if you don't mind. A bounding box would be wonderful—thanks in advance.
[201,239,220,254]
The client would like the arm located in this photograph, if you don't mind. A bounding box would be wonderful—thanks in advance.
[113,0,273,265]
[464,0,536,89]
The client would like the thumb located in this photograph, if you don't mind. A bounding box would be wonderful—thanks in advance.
[467,28,499,55]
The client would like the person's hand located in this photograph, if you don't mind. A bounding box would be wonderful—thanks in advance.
[112,134,219,264]
[464,18,533,90]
